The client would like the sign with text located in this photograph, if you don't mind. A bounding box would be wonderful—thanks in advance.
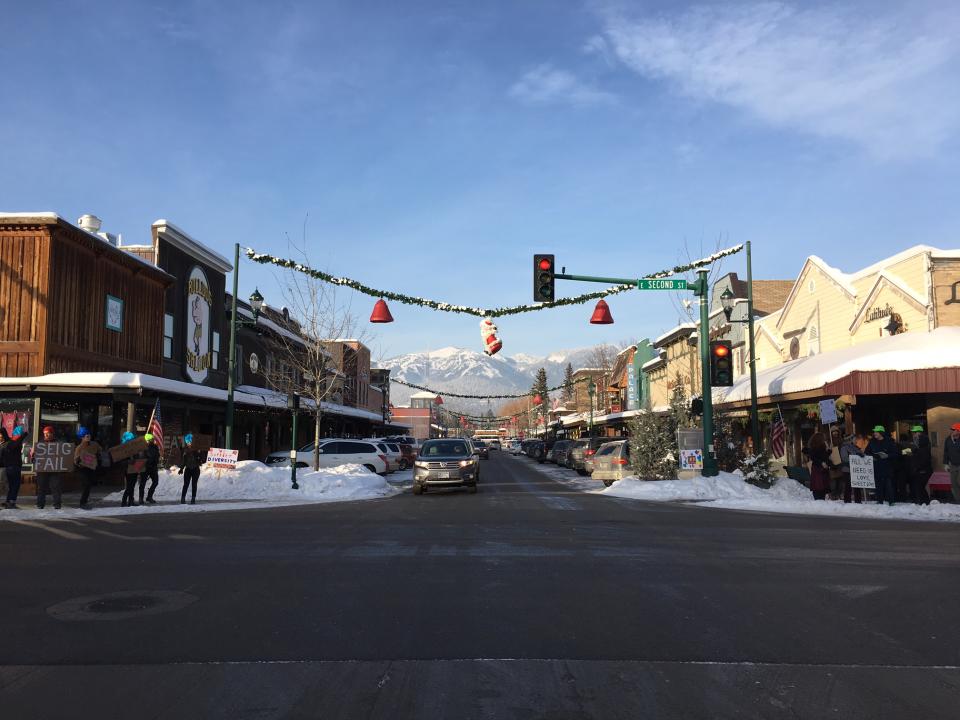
[32,442,75,473]
[849,454,876,489]
[638,279,687,290]
[207,447,239,470]
[819,399,838,425]
[109,436,148,463]
[680,449,703,470]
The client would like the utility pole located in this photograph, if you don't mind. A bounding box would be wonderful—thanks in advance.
[693,269,719,476]
[746,241,760,455]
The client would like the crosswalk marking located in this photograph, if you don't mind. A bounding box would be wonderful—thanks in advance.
[8,519,90,540]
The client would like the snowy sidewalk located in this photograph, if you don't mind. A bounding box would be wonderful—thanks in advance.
[511,454,960,524]
[0,461,408,522]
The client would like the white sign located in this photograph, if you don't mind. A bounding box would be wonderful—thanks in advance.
[680,449,703,470]
[206,447,239,469]
[185,266,212,383]
[849,454,876,489]
[819,399,838,425]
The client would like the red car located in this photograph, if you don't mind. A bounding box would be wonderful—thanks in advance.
[397,443,418,470]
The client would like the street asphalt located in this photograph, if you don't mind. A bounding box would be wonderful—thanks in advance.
[1,451,958,719]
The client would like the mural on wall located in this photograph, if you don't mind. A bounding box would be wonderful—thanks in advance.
[185,266,212,383]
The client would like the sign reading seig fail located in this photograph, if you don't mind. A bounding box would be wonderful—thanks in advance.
[32,442,75,473]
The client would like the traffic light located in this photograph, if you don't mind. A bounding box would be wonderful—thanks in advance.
[710,340,734,387]
[533,254,555,302]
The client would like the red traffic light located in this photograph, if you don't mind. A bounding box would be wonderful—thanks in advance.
[538,258,553,271]
[713,343,730,357]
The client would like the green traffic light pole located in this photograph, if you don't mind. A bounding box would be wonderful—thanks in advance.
[225,242,264,450]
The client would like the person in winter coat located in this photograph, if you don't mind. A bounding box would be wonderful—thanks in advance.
[944,423,960,502]
[138,433,161,504]
[178,434,203,504]
[35,426,64,510]
[2,426,27,509]
[902,425,932,505]
[838,433,864,504]
[119,432,143,507]
[865,425,899,505]
[804,432,834,500]
[73,428,102,510]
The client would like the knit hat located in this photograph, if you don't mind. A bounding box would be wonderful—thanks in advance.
[144,433,154,442]
[952,423,960,432]
[11,426,23,440]
[121,431,135,443]
[43,426,55,434]
[76,427,90,439]
[184,433,193,445]
[871,425,885,433]
[910,425,924,432]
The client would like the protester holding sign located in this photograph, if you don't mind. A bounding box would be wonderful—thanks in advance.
[138,433,161,504]
[1,426,27,509]
[178,434,203,504]
[838,433,865,504]
[73,428,102,510]
[119,432,144,507]
[866,425,899,506]
[34,426,69,509]
[902,425,932,505]
[943,423,960,502]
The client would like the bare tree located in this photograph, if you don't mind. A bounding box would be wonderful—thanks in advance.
[587,344,615,372]
[666,234,732,324]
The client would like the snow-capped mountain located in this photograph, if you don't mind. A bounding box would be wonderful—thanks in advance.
[382,344,621,414]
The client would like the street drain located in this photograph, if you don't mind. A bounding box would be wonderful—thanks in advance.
[48,590,197,622]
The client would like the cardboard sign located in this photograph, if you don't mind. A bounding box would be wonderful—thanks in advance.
[819,399,838,425]
[32,442,75,473]
[128,459,147,474]
[849,454,876,489]
[207,447,239,469]
[78,452,98,470]
[110,436,148,463]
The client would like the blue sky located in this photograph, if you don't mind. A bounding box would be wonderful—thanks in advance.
[3,0,959,361]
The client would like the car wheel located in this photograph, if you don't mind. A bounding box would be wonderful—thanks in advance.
[412,483,423,495]
[603,478,614,487]
[399,459,408,470]
[364,464,377,473]
[577,469,587,476]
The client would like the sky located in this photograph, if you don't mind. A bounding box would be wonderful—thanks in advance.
[2,0,959,362]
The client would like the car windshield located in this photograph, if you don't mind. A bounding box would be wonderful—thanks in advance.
[421,440,469,457]
[473,440,486,446]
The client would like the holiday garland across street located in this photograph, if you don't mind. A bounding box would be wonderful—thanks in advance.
[245,245,744,318]
[390,375,587,400]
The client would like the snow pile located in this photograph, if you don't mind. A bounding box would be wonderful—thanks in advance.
[103,460,398,504]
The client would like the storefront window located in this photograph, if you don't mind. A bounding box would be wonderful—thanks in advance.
[164,313,174,359]
[2,398,36,467]
[212,331,220,370]
[40,398,79,442]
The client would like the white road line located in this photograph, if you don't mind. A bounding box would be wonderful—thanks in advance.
[91,529,157,541]
[7,519,89,540]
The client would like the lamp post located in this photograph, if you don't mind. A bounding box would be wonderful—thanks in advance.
[288,392,300,489]
[588,380,596,438]
[720,240,760,456]
[225,242,264,450]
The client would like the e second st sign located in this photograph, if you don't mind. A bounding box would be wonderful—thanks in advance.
[33,442,75,472]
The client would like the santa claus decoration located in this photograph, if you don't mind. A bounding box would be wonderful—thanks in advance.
[479,317,502,356]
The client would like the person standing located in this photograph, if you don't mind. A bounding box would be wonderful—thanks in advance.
[838,433,864,504]
[178,434,202,504]
[73,428,102,510]
[119,432,142,507]
[866,425,899,506]
[944,423,960,502]
[2,426,26,509]
[35,426,64,510]
[903,425,932,505]
[804,432,834,500]
[138,433,161,504]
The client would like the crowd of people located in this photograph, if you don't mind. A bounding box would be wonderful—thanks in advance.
[0,427,206,511]
[803,422,960,505]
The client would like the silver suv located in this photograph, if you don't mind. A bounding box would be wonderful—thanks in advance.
[413,439,479,494]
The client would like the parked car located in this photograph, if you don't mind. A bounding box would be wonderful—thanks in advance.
[265,439,388,474]
[590,440,631,486]
[548,440,572,465]
[413,438,480,494]
[487,439,501,450]
[369,441,401,473]
[472,439,489,459]
[508,440,523,455]
[570,437,610,476]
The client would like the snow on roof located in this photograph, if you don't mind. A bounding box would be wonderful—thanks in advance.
[409,391,439,399]
[152,219,233,272]
[653,322,697,347]
[236,305,307,348]
[719,327,960,404]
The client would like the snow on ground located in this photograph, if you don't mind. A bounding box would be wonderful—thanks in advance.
[515,454,960,524]
[0,461,406,522]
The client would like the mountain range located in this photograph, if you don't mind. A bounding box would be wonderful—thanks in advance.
[381,344,620,414]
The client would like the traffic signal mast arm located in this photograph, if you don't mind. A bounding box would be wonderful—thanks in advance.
[555,273,687,290]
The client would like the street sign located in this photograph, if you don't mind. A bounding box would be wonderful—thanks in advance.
[207,447,239,469]
[637,279,687,290]
[849,455,876,489]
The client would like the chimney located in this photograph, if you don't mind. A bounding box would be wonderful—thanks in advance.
[77,214,102,234]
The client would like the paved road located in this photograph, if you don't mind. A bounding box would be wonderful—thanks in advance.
[1,451,958,719]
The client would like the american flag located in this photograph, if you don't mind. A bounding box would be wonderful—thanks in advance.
[148,399,165,457]
[771,410,786,458]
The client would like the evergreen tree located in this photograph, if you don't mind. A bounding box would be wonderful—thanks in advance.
[532,367,549,425]
[561,363,575,405]
[627,373,691,480]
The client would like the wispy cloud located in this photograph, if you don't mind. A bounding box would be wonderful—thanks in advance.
[509,63,616,107]
[598,2,960,159]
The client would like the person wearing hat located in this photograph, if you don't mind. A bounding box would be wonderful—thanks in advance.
[838,433,865,504]
[138,433,161,504]
[944,422,960,502]
[35,426,64,510]
[73,427,102,510]
[902,425,932,505]
[865,425,899,505]
[178,434,203,505]
[1,425,27,509]
[119,432,143,507]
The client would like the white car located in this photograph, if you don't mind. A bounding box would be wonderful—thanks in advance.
[368,440,401,473]
[265,439,388,474]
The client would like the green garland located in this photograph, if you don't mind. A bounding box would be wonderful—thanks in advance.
[245,245,744,318]
[390,375,586,400]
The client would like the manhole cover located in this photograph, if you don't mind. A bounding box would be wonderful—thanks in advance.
[48,590,197,622]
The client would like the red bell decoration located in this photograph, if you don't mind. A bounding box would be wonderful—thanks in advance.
[435,395,444,405]
[590,298,614,325]
[369,298,394,323]
[533,394,542,405]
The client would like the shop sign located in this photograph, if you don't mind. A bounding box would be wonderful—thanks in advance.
[32,442,75,472]
[185,266,213,383]
[207,447,239,469]
[627,353,639,410]
[865,303,893,323]
[849,455,876,489]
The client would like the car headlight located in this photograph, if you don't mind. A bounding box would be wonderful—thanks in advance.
[414,461,428,469]
[459,459,475,467]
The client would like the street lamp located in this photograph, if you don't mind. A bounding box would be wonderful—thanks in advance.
[226,242,264,450]
[288,392,300,489]
[588,380,596,438]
